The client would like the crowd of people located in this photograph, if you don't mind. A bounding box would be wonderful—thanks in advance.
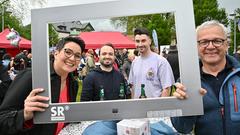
[0,49,32,104]
[0,20,239,135]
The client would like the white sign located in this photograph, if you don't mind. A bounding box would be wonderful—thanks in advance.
[152,29,159,48]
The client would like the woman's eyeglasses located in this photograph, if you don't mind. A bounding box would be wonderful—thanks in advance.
[63,48,81,61]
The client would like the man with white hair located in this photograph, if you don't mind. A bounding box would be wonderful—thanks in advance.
[171,20,240,135]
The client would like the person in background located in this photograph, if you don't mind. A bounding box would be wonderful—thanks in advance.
[81,43,127,101]
[121,48,129,64]
[115,48,128,71]
[128,27,174,98]
[78,51,87,79]
[0,36,85,135]
[0,61,12,105]
[1,53,11,67]
[0,52,12,105]
[233,46,240,62]
[133,48,140,57]
[122,53,135,80]
[80,50,95,80]
[166,45,180,82]
[15,50,29,66]
[26,52,32,68]
[161,47,167,58]
[85,49,96,72]
[115,49,122,65]
[8,54,27,75]
[171,20,240,135]
[7,57,19,80]
[150,45,159,54]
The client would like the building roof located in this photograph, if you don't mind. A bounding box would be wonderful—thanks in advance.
[52,21,94,33]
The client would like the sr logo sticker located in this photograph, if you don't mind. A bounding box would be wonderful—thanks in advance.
[50,106,70,121]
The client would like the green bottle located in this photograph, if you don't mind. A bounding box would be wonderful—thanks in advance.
[119,83,125,99]
[139,84,147,98]
[126,83,132,99]
[99,85,105,101]
[170,85,176,96]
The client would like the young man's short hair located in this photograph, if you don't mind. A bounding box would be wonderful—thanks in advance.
[134,27,150,37]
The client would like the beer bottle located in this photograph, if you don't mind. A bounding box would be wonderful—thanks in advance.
[139,84,147,98]
[119,83,125,99]
[126,83,132,99]
[99,85,105,101]
[170,85,176,96]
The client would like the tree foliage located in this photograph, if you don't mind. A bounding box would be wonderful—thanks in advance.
[229,8,240,54]
[193,0,228,26]
[111,13,175,47]
[0,0,58,46]
[111,0,228,49]
[0,1,30,38]
[48,24,60,46]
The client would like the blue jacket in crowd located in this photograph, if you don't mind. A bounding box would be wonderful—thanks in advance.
[171,55,240,135]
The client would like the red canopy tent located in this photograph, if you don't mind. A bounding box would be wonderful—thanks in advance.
[79,32,136,49]
[0,28,31,56]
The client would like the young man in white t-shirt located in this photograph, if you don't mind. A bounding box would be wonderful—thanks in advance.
[128,27,175,98]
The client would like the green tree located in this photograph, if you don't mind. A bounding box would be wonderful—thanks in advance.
[111,13,175,47]
[0,1,30,38]
[23,24,60,46]
[1,0,48,40]
[229,8,240,55]
[22,24,31,40]
[1,0,59,46]
[193,0,228,26]
[111,0,228,49]
[0,6,31,40]
[48,24,59,47]
[0,0,9,6]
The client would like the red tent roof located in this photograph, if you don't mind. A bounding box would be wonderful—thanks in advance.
[0,28,31,49]
[79,32,136,49]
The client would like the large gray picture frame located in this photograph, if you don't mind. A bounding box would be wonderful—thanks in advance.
[32,0,203,124]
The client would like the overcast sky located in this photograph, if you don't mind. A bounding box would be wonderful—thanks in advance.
[23,0,240,28]
[218,0,240,14]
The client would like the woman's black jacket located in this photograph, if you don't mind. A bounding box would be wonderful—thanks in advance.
[0,65,78,135]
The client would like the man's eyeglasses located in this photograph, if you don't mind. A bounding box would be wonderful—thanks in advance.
[63,48,81,61]
[197,38,226,48]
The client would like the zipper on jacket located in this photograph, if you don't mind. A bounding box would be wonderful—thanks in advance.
[221,107,224,117]
[220,106,226,135]
[232,82,238,112]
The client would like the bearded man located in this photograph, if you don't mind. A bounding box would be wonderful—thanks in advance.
[81,43,127,101]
